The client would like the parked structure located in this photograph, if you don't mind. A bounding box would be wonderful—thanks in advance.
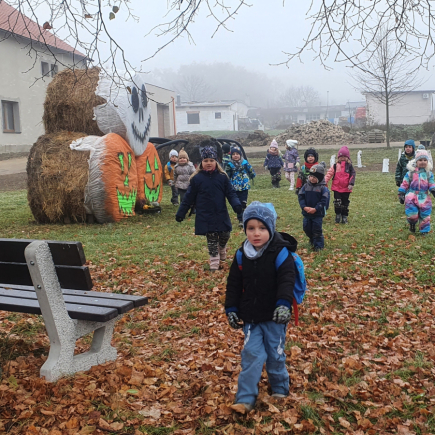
[365,90,435,125]
[146,83,176,138]
[175,100,249,132]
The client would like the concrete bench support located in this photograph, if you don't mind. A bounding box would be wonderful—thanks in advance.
[25,241,120,382]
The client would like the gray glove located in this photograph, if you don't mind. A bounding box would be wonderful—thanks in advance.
[227,312,243,329]
[272,305,291,324]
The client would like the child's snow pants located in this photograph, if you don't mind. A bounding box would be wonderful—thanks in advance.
[405,192,432,233]
[303,216,324,249]
[235,322,289,406]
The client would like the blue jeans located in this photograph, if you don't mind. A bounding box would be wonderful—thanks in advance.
[303,216,324,249]
[235,321,289,406]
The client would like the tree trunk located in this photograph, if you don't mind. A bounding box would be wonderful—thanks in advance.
[385,93,390,149]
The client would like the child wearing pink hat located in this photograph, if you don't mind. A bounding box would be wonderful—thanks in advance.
[324,146,356,224]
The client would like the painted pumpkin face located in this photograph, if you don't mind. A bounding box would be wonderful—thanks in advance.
[94,73,151,157]
[135,142,163,208]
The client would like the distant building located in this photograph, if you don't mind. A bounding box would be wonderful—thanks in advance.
[0,1,87,153]
[365,90,435,125]
[175,100,249,132]
[247,103,366,128]
[146,83,176,138]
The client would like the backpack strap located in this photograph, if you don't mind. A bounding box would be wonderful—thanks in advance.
[293,299,299,326]
[275,247,289,269]
[236,249,243,270]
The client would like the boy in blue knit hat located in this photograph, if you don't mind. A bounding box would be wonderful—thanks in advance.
[225,201,296,413]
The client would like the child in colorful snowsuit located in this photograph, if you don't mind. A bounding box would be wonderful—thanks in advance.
[283,140,300,191]
[222,143,231,171]
[173,148,195,203]
[396,140,416,187]
[164,149,179,205]
[226,147,256,227]
[298,164,329,251]
[264,140,284,188]
[295,148,319,195]
[398,149,435,234]
[324,146,356,224]
[176,143,242,270]
[225,201,296,412]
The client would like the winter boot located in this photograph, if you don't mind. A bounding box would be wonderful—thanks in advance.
[410,223,416,233]
[335,214,341,224]
[341,216,348,224]
[218,245,227,261]
[209,255,220,271]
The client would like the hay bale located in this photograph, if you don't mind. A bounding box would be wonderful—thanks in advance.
[157,134,223,174]
[136,142,163,209]
[43,68,105,135]
[27,131,90,223]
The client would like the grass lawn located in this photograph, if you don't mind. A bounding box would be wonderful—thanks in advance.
[1,147,435,434]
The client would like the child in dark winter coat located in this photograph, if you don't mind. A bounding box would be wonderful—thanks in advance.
[395,140,416,203]
[226,148,256,227]
[225,201,296,412]
[284,140,300,191]
[164,150,179,205]
[398,149,435,234]
[222,143,231,171]
[295,148,319,194]
[324,146,356,224]
[176,142,242,271]
[298,164,329,251]
[264,140,284,188]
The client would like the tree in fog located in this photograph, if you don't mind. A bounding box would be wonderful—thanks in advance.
[352,28,422,148]
[277,86,320,107]
[174,74,214,102]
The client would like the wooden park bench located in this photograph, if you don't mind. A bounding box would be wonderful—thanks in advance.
[0,238,148,382]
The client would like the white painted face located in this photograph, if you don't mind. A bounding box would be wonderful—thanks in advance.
[94,73,152,156]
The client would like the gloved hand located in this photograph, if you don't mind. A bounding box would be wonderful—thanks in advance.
[175,215,184,222]
[348,185,353,191]
[396,180,401,187]
[234,205,243,215]
[227,312,243,329]
[398,192,405,204]
[272,305,291,324]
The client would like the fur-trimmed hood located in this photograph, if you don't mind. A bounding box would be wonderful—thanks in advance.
[407,159,433,174]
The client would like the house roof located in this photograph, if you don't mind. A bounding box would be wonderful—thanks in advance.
[0,1,86,58]
[177,100,243,108]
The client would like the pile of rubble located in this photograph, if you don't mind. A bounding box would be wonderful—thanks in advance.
[274,120,368,146]
[240,130,271,147]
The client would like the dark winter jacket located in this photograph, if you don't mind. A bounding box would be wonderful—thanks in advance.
[176,170,241,235]
[264,153,284,169]
[225,232,296,324]
[296,161,317,189]
[226,159,256,191]
[298,179,330,218]
[395,152,415,183]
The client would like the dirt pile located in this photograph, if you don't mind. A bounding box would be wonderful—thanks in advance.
[275,120,367,146]
[240,130,271,147]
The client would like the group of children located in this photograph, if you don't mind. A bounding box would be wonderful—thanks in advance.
[167,136,434,414]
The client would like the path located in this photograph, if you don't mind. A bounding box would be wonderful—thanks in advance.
[0,157,27,175]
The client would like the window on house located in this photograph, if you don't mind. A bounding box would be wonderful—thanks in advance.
[187,112,200,124]
[41,61,50,76]
[215,112,221,119]
[2,101,20,133]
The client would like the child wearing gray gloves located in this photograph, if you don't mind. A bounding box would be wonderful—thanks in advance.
[225,201,296,413]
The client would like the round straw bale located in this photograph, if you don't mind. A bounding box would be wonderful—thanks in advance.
[135,142,163,210]
[27,131,90,223]
[157,134,223,175]
[43,67,105,135]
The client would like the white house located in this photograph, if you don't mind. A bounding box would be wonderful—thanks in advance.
[365,90,435,125]
[145,83,176,138]
[175,100,249,132]
[0,1,87,153]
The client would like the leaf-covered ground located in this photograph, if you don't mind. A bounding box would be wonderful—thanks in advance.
[1,147,435,434]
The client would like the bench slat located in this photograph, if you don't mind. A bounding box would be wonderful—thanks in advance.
[0,296,119,322]
[0,288,135,314]
[0,284,148,307]
[0,262,93,290]
[0,239,86,266]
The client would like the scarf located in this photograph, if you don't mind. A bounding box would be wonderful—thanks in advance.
[243,238,272,260]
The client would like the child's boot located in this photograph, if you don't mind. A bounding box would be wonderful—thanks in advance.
[218,245,227,261]
[341,216,348,224]
[209,255,220,271]
[335,214,341,224]
[410,223,416,233]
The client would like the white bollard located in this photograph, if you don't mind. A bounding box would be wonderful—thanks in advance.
[398,149,401,161]
[382,158,389,173]
[428,150,433,166]
[330,154,336,167]
[357,150,363,168]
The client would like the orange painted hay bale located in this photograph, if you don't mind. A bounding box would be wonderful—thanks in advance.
[135,142,163,210]
[43,67,105,135]
[26,131,90,223]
